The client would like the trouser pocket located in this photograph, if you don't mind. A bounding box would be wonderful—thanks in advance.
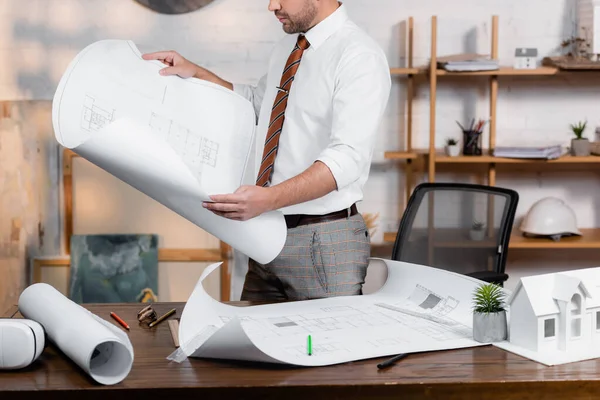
[310,231,330,293]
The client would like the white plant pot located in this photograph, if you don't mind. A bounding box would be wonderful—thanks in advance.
[469,229,485,241]
[445,145,460,157]
[473,311,507,343]
[571,138,590,156]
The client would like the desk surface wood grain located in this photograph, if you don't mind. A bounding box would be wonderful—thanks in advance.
[1,302,600,400]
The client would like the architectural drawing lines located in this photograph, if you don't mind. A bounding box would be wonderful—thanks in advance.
[80,95,114,131]
[148,112,219,174]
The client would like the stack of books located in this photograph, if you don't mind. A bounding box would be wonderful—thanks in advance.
[437,53,499,72]
[492,145,564,159]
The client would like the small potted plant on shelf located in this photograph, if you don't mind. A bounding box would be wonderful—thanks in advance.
[469,221,485,241]
[570,120,590,156]
[445,137,460,157]
[472,283,507,343]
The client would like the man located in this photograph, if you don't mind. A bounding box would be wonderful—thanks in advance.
[143,0,391,301]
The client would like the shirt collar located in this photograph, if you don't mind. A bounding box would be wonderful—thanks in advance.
[302,2,348,50]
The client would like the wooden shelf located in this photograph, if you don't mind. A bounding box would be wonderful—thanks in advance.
[436,66,561,76]
[384,228,600,249]
[390,67,425,75]
[385,15,600,262]
[383,151,418,160]
[509,229,600,249]
[421,150,600,164]
[389,66,569,77]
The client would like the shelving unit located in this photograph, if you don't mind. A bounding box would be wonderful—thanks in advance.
[385,15,600,250]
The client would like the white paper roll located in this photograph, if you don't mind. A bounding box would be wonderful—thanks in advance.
[18,283,134,385]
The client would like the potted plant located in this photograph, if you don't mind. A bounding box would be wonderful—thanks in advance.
[472,283,507,343]
[570,120,590,156]
[445,138,460,157]
[469,221,485,241]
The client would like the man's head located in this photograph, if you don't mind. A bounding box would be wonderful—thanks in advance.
[268,0,338,34]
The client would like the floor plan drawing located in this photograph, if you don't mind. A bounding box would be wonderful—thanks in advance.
[80,95,114,131]
[148,112,220,174]
[201,138,219,167]
[175,259,491,366]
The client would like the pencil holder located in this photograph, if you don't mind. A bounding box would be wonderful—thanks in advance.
[462,130,482,156]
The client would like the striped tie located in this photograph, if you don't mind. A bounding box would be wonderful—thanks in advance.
[256,35,311,187]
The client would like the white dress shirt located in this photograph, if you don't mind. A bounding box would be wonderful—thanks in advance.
[234,3,391,216]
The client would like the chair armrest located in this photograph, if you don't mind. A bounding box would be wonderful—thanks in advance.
[466,271,509,284]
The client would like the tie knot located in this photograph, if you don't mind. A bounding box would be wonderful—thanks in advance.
[297,35,310,50]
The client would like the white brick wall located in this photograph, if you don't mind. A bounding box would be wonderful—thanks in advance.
[3,0,600,290]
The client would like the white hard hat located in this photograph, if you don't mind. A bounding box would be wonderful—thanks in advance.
[520,197,582,240]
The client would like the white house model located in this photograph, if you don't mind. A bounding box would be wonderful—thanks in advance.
[498,267,600,365]
[513,48,538,69]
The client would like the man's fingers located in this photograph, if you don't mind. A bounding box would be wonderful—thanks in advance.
[209,194,241,203]
[209,210,246,221]
[159,66,183,76]
[142,51,175,61]
[204,202,241,213]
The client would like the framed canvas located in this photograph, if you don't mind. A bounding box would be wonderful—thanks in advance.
[69,234,159,303]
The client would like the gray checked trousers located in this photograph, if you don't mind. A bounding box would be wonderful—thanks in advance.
[240,212,371,301]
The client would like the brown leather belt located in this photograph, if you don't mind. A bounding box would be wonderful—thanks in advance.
[284,203,358,229]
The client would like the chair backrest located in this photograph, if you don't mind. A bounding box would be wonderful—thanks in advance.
[391,183,519,282]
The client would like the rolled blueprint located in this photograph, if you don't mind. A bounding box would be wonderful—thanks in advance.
[51,39,287,264]
[18,283,134,385]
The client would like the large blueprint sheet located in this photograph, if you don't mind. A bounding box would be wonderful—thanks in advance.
[170,258,489,366]
[52,40,286,264]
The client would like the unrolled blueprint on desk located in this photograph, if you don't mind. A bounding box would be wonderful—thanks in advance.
[171,258,489,366]
[52,39,286,264]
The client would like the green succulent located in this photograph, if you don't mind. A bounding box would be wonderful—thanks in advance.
[472,283,506,314]
[570,120,587,139]
[472,221,485,231]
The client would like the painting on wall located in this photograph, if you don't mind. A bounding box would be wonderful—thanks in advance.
[69,234,159,303]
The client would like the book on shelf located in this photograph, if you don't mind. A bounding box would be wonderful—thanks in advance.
[492,145,564,159]
[437,53,499,72]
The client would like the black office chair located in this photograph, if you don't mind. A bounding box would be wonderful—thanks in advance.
[391,182,519,285]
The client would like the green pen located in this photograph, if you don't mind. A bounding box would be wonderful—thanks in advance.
[307,334,312,356]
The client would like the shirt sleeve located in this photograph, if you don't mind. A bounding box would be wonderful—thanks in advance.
[233,74,268,122]
[316,51,392,190]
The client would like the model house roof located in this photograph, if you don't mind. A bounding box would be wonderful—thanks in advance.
[507,268,600,317]
[515,48,538,57]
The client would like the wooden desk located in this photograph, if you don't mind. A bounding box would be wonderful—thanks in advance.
[1,303,600,399]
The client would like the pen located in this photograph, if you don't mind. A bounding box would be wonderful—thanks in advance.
[149,308,176,328]
[307,334,312,356]
[377,353,408,369]
[110,312,130,331]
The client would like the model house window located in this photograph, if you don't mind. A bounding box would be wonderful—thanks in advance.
[544,318,555,338]
[596,311,600,330]
[571,318,582,337]
[570,293,582,316]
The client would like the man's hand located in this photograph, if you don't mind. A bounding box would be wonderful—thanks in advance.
[142,50,233,90]
[204,185,276,221]
[142,50,202,78]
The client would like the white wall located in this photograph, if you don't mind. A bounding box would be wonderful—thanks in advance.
[3,0,600,295]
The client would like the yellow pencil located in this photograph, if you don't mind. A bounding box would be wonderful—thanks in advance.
[148,308,176,328]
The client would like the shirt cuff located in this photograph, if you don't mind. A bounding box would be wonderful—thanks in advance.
[232,83,251,100]
[316,147,360,191]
